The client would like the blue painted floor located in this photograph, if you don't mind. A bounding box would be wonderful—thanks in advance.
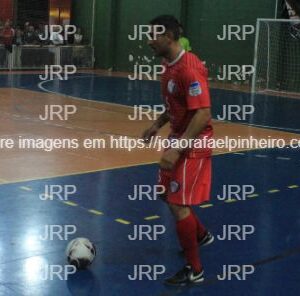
[1,73,300,131]
[0,74,299,295]
[0,149,299,295]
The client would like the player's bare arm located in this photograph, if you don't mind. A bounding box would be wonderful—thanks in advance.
[142,110,170,143]
[160,108,211,170]
[179,108,211,143]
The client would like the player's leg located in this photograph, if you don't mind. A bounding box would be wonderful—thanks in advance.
[177,207,214,256]
[163,157,213,285]
[190,207,214,246]
[190,207,206,239]
[174,157,214,255]
[164,203,204,286]
[189,157,214,246]
[170,204,202,273]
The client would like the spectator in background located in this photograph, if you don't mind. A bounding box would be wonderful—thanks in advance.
[74,27,83,45]
[0,20,3,44]
[36,23,49,45]
[14,26,24,45]
[179,24,192,52]
[23,22,30,41]
[0,20,15,52]
[285,0,300,39]
[285,0,300,19]
[50,26,64,45]
[24,25,38,44]
[24,22,30,32]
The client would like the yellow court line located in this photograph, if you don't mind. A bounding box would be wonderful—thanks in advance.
[20,186,32,191]
[0,146,283,186]
[200,204,214,208]
[0,161,158,186]
[115,218,131,225]
[225,199,238,203]
[268,189,280,194]
[144,215,160,221]
[63,201,78,207]
[3,86,300,186]
[248,194,259,198]
[288,185,299,189]
[88,209,104,215]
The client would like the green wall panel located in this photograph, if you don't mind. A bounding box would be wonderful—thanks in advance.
[71,0,93,45]
[186,0,277,77]
[71,0,279,74]
[112,0,182,71]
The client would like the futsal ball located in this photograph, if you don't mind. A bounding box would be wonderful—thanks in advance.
[66,238,96,269]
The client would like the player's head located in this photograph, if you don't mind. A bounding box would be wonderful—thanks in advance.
[148,15,181,57]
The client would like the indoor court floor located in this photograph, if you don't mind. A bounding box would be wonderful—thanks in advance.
[0,72,299,295]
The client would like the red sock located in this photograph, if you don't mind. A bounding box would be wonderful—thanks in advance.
[191,208,207,240]
[176,213,202,272]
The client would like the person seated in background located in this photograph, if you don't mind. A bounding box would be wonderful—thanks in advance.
[179,24,192,52]
[285,0,300,19]
[74,27,83,45]
[24,25,38,45]
[13,26,24,45]
[0,20,15,52]
[0,20,3,44]
[36,23,49,45]
[24,22,30,33]
[50,25,64,45]
[285,0,300,39]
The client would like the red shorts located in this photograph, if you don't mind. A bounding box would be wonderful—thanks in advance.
[158,156,212,206]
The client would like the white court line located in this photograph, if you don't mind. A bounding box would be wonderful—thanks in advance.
[38,75,300,134]
[37,75,137,110]
[276,157,291,161]
[238,122,300,133]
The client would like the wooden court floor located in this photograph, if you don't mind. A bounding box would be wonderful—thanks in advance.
[0,87,299,184]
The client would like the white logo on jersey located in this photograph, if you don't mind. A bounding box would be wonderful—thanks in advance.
[170,181,180,193]
[167,79,176,94]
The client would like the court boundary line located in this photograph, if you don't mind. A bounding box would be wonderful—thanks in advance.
[37,77,300,133]
[37,75,139,110]
[38,74,300,133]
[0,147,286,186]
[239,122,300,133]
[2,70,300,100]
[1,80,298,185]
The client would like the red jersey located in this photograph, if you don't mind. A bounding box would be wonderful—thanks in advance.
[1,27,14,45]
[161,51,213,158]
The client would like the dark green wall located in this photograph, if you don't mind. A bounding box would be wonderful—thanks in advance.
[71,0,93,45]
[72,0,277,74]
[113,0,182,71]
[94,0,116,68]
[186,0,276,67]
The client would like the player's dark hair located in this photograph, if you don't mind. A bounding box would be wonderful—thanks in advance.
[150,15,181,40]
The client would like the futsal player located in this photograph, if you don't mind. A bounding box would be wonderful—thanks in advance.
[142,15,214,286]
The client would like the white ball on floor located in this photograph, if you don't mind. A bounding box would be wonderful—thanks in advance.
[66,238,96,269]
